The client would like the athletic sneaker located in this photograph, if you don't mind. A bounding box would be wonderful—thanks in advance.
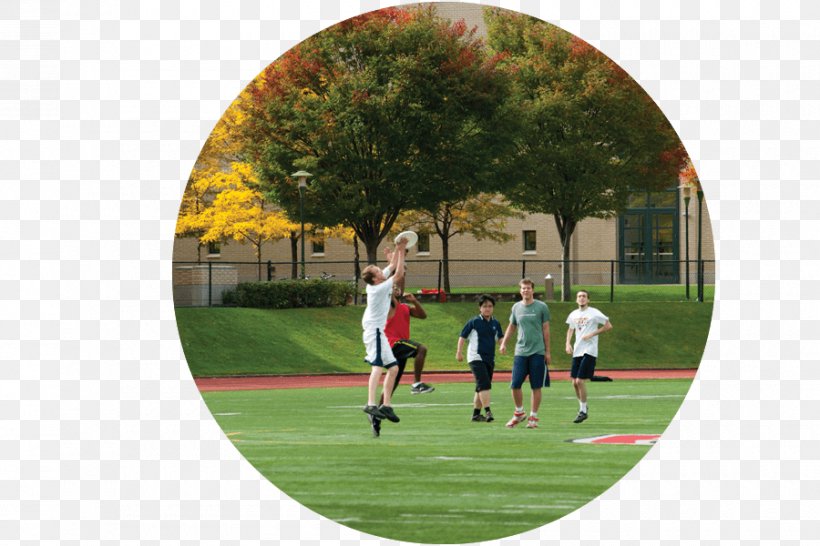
[526,416,539,429]
[410,382,435,394]
[367,414,381,437]
[378,405,400,423]
[505,411,527,428]
[363,405,386,419]
[485,410,494,423]
[573,411,588,423]
[471,414,487,422]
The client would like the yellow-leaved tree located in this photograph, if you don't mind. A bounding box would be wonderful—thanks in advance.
[182,162,296,279]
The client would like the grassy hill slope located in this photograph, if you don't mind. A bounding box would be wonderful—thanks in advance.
[176,301,712,376]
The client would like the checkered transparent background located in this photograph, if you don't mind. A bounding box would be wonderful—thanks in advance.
[2,0,819,544]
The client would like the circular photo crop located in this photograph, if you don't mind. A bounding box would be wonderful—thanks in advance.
[173,3,713,543]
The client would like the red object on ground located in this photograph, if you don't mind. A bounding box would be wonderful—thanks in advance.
[418,289,447,302]
[195,368,698,392]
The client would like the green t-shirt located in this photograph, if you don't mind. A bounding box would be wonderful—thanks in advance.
[509,299,551,356]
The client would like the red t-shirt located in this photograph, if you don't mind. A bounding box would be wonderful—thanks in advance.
[384,303,410,346]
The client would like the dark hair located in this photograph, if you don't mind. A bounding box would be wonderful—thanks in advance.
[477,294,496,307]
[577,289,590,298]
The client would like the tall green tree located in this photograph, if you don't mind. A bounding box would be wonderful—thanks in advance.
[243,6,509,264]
[486,9,686,300]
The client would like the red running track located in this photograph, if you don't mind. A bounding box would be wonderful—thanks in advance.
[195,369,697,392]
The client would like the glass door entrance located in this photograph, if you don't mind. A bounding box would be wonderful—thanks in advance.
[619,190,679,284]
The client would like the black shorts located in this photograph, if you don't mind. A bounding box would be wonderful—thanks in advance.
[571,354,597,379]
[468,360,494,392]
[391,339,421,362]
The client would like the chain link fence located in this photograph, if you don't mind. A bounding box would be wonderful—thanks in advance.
[173,259,715,307]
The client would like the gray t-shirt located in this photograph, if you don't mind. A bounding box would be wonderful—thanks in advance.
[509,299,551,356]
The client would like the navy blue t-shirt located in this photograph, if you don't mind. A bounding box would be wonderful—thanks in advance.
[460,315,503,364]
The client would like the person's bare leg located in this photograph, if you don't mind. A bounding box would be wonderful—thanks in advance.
[511,388,523,409]
[531,388,542,414]
[478,390,491,409]
[412,345,427,383]
[367,367,383,406]
[381,365,399,406]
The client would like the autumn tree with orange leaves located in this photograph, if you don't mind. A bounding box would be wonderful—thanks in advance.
[242,6,510,264]
[486,9,687,300]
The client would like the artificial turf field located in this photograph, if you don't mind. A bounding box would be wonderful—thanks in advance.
[202,378,692,543]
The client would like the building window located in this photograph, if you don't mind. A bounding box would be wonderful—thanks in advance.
[207,241,221,256]
[417,233,430,253]
[523,230,537,252]
[311,238,325,255]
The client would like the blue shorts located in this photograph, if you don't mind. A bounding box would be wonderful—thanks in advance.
[511,354,550,389]
[571,354,597,379]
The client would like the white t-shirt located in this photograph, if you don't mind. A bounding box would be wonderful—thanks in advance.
[566,307,609,357]
[361,266,394,330]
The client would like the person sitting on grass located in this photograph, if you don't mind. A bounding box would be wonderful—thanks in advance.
[360,236,408,425]
[565,289,613,423]
[457,294,503,423]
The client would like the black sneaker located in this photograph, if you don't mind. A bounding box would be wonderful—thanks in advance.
[379,405,400,423]
[573,411,588,424]
[410,383,435,394]
[367,414,381,437]
[471,414,487,422]
[485,410,494,422]
[363,405,386,419]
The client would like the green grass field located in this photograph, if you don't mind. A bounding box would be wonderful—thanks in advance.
[176,301,712,376]
[204,379,690,543]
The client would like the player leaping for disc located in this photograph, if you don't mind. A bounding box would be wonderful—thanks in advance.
[360,236,409,425]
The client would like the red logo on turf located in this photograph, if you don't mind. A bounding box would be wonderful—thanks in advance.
[569,434,660,446]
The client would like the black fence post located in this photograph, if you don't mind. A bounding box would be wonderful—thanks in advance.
[437,260,443,295]
[208,261,213,307]
[267,260,273,281]
[521,260,526,280]
[610,260,615,303]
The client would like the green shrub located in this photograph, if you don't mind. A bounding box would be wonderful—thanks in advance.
[223,279,355,309]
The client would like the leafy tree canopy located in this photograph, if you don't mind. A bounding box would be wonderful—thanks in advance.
[243,6,509,262]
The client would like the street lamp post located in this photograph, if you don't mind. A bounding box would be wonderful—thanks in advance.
[292,170,313,279]
[696,187,704,303]
[679,184,691,300]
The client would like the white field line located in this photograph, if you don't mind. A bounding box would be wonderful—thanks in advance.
[329,394,683,410]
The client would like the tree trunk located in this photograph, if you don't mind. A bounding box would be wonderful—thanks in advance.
[554,215,577,302]
[256,242,263,281]
[364,235,380,265]
[290,231,298,279]
[353,235,361,305]
[561,237,571,301]
[442,235,451,294]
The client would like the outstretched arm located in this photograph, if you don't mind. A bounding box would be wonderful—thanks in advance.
[456,337,466,361]
[392,239,408,285]
[404,293,427,319]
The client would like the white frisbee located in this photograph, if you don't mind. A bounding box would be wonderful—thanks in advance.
[394,230,418,249]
